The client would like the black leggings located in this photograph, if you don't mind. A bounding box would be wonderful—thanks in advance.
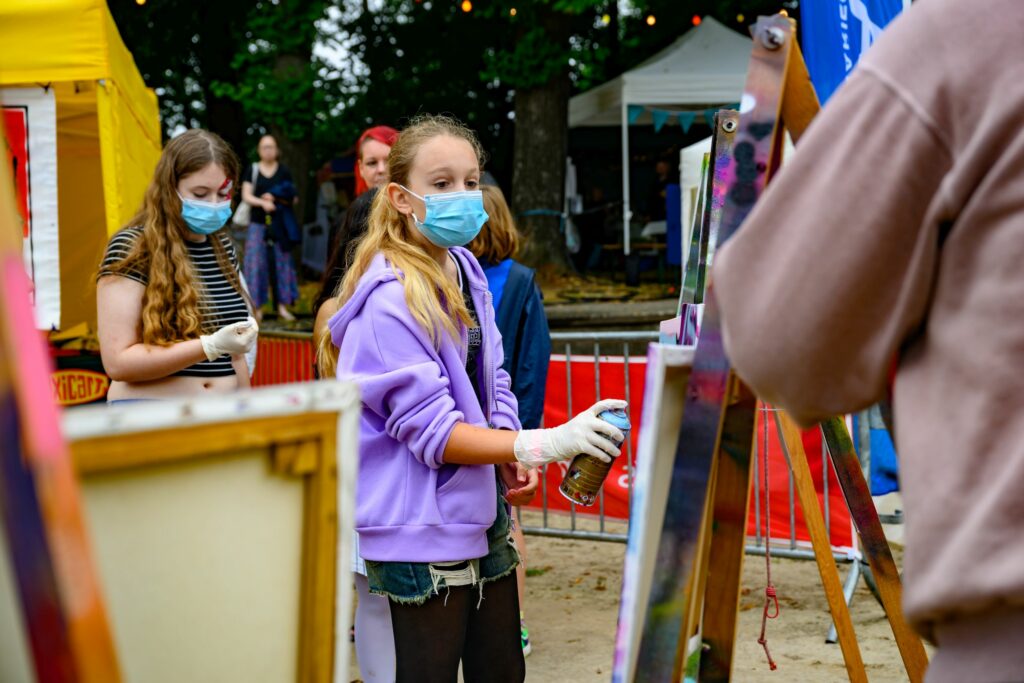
[388,572,525,683]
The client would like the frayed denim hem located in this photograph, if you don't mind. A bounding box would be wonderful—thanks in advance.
[367,554,518,607]
[367,586,433,606]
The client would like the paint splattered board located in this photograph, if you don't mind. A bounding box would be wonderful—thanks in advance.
[634,17,795,680]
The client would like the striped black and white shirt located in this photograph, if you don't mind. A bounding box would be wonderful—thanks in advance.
[99,227,250,377]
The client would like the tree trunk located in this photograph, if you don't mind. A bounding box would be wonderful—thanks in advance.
[511,73,572,273]
[196,0,251,160]
[270,53,314,224]
[206,96,248,164]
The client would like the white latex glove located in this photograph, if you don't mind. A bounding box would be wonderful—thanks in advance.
[199,317,259,362]
[513,399,628,469]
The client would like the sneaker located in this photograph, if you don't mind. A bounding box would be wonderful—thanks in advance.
[520,616,532,657]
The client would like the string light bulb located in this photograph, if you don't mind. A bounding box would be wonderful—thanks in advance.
[737,13,745,22]
[135,0,146,5]
[461,0,472,11]
[601,13,611,25]
[510,7,516,16]
[646,14,656,26]
[691,15,701,26]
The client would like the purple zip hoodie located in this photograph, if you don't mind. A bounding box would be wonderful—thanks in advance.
[329,246,522,563]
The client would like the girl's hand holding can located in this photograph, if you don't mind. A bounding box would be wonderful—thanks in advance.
[512,399,628,469]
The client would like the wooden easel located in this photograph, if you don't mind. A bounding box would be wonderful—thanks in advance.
[634,15,929,682]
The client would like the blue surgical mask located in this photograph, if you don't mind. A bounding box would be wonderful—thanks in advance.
[401,186,489,248]
[179,193,232,235]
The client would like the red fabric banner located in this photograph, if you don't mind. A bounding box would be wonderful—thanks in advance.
[533,354,854,551]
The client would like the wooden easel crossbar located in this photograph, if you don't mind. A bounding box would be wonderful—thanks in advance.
[632,14,929,683]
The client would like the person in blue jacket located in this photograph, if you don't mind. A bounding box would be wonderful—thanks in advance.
[470,185,551,430]
[468,183,551,656]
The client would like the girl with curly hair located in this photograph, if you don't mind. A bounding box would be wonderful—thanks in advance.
[97,129,258,401]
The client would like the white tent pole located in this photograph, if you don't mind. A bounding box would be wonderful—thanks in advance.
[621,99,632,256]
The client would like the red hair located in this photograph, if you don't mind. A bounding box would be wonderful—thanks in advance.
[354,125,400,196]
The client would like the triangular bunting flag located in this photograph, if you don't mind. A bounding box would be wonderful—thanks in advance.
[678,111,696,133]
[652,109,670,133]
[704,109,716,128]
[627,105,644,125]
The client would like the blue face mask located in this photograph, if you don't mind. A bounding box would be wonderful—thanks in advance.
[401,186,489,248]
[179,193,233,235]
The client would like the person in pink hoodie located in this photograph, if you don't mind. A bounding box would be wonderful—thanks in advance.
[318,115,625,682]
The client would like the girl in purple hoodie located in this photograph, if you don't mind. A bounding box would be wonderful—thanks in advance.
[318,115,625,682]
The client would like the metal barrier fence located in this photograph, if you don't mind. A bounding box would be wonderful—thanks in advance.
[518,330,656,543]
[516,334,861,566]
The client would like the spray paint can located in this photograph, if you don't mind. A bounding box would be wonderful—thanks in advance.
[559,408,631,507]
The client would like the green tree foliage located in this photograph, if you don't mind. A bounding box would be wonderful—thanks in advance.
[111,0,798,257]
[323,0,517,183]
[109,0,254,152]
[111,0,333,217]
[208,1,327,147]
[112,0,796,166]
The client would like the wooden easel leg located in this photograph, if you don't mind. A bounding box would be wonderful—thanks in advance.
[820,418,929,682]
[697,383,758,682]
[679,456,719,675]
[775,411,867,683]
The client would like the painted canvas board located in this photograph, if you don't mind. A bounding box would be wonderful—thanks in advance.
[612,343,695,682]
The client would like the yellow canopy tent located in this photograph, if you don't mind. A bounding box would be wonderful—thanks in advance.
[0,0,161,332]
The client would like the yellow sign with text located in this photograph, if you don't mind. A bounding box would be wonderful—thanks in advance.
[52,369,109,406]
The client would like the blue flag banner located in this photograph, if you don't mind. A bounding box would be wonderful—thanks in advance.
[627,105,644,124]
[651,109,670,133]
[802,0,909,103]
[678,111,696,133]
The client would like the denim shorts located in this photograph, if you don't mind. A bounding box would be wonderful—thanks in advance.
[364,495,520,605]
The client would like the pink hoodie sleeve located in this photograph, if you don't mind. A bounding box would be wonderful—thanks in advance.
[337,292,465,469]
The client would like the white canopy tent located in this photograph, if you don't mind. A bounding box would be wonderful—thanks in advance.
[569,16,751,254]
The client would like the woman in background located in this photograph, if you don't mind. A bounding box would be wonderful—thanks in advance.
[354,125,399,197]
[310,125,400,682]
[468,183,551,656]
[241,134,299,322]
[316,126,400,339]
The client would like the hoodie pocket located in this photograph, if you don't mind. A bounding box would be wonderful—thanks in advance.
[435,465,497,527]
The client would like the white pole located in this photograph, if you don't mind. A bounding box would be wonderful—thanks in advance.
[621,99,632,256]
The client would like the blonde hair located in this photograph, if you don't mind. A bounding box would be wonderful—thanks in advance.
[100,129,250,345]
[468,184,520,264]
[317,115,485,377]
